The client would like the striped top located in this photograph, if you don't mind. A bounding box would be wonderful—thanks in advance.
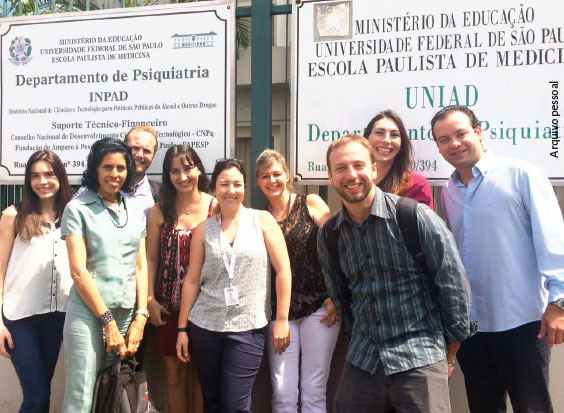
[189,207,271,332]
[317,187,471,375]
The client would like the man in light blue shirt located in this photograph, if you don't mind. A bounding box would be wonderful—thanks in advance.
[432,105,564,412]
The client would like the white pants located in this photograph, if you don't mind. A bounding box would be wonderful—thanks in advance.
[267,305,340,413]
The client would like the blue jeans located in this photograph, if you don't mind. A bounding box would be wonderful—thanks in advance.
[3,311,66,413]
[189,322,265,413]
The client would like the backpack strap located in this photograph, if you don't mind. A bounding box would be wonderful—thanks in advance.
[321,210,353,338]
[396,196,429,276]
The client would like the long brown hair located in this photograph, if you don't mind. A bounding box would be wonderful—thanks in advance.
[363,110,412,195]
[16,150,71,240]
[159,145,209,225]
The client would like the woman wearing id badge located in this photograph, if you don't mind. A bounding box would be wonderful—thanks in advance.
[176,159,292,413]
[61,138,149,412]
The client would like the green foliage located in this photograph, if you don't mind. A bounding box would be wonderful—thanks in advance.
[2,0,251,51]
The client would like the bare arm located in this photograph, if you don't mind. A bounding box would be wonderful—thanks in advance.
[66,235,127,358]
[176,222,206,363]
[0,207,17,358]
[125,238,148,356]
[306,194,331,227]
[259,210,291,355]
[306,195,338,326]
[145,205,170,326]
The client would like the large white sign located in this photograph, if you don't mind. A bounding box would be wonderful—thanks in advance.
[292,0,563,183]
[0,0,235,183]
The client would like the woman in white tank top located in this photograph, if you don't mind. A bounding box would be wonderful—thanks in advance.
[0,150,72,412]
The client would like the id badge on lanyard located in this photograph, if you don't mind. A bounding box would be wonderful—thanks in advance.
[219,214,240,307]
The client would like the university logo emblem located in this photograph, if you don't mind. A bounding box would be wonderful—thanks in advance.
[9,36,33,65]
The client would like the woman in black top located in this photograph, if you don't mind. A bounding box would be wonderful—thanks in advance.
[256,149,339,413]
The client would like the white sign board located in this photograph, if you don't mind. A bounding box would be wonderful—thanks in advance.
[292,0,563,183]
[0,0,235,183]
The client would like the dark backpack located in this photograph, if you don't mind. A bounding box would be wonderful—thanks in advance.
[321,196,428,337]
[91,357,157,413]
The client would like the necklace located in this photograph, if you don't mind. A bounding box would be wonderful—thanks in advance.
[97,193,119,205]
[97,193,128,228]
[268,193,292,231]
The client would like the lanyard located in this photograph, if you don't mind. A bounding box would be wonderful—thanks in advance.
[218,213,237,279]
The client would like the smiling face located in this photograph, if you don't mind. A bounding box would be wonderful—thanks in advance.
[169,156,201,194]
[257,160,289,199]
[97,152,127,200]
[214,166,245,210]
[434,111,485,172]
[30,160,60,202]
[367,117,402,165]
[126,130,157,180]
[328,141,377,204]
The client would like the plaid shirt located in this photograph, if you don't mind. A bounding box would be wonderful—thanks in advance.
[317,187,471,375]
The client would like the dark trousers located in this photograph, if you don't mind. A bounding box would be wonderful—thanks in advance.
[3,311,65,413]
[189,322,265,413]
[334,360,451,413]
[457,320,552,413]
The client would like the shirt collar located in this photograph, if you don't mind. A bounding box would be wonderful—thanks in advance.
[76,187,126,208]
[450,151,494,185]
[333,186,389,229]
[132,174,149,192]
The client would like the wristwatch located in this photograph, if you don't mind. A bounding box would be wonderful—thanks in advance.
[550,298,564,311]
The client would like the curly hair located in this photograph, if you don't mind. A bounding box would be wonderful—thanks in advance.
[81,137,136,193]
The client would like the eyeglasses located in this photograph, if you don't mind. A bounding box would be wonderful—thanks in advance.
[215,158,243,165]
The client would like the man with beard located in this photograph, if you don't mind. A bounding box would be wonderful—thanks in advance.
[123,125,160,218]
[317,135,471,413]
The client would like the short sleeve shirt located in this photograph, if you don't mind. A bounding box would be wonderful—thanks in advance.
[61,188,146,308]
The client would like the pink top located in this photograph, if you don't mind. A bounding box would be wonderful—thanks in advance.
[400,172,433,209]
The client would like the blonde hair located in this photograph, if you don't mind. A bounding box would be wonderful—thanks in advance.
[125,125,159,153]
[255,149,293,192]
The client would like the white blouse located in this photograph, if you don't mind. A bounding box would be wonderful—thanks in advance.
[2,223,72,320]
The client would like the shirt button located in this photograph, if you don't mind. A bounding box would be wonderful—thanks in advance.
[465,226,470,230]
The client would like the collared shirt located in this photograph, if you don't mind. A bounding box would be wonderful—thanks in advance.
[72,174,156,220]
[317,187,471,375]
[3,222,72,320]
[441,151,564,332]
[61,188,147,308]
[126,175,156,220]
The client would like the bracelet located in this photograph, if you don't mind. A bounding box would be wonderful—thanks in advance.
[99,310,114,326]
[178,327,188,333]
[136,309,149,319]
